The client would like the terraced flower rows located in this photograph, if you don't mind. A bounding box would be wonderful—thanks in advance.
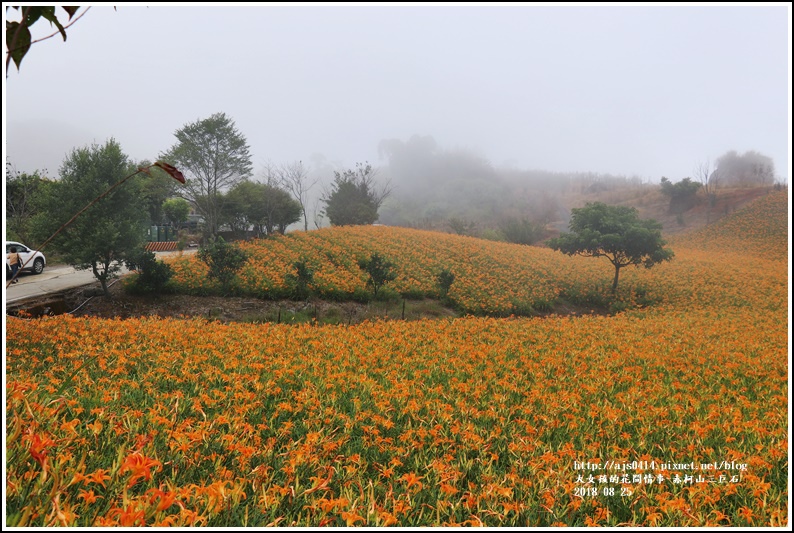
[165,194,787,316]
[167,225,568,314]
[5,191,789,526]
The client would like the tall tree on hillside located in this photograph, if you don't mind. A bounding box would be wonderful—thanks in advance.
[694,159,719,196]
[715,150,775,187]
[322,163,392,226]
[693,159,721,224]
[225,180,302,237]
[547,202,674,293]
[266,185,303,235]
[277,160,318,232]
[32,139,149,296]
[659,177,702,214]
[160,112,252,240]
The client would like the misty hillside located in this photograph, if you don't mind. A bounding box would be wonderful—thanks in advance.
[167,190,788,317]
[599,185,777,239]
[670,190,788,262]
[379,179,778,245]
[374,137,781,244]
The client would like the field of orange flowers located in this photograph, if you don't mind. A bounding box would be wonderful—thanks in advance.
[5,191,789,526]
[160,191,787,317]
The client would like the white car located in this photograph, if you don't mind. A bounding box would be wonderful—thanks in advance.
[6,241,46,276]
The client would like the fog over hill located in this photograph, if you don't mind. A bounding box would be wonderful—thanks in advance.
[5,5,789,223]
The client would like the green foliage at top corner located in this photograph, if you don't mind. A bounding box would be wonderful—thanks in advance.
[6,6,79,70]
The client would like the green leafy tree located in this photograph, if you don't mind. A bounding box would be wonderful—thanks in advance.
[498,216,544,245]
[5,164,50,243]
[277,160,318,232]
[219,189,250,238]
[162,197,191,227]
[323,163,392,226]
[32,139,149,296]
[436,269,455,299]
[287,260,314,300]
[547,202,674,293]
[358,253,397,297]
[660,177,701,214]
[267,185,303,234]
[223,182,259,236]
[197,237,249,294]
[160,112,253,240]
[225,181,302,237]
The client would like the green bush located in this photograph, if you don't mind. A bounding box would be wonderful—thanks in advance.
[197,237,249,295]
[510,300,535,317]
[357,253,397,297]
[633,285,658,307]
[609,300,630,314]
[123,249,173,295]
[498,217,544,245]
[374,287,401,302]
[478,228,504,242]
[436,269,455,299]
[532,298,554,314]
[660,177,701,213]
[400,288,426,300]
[287,260,315,300]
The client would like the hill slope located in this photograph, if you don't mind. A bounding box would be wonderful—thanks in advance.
[670,190,788,262]
[164,190,788,316]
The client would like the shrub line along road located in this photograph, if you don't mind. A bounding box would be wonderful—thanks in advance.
[4,250,193,307]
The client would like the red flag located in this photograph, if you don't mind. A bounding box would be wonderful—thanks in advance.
[153,161,186,184]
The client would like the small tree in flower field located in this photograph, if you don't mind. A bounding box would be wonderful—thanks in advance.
[547,202,674,293]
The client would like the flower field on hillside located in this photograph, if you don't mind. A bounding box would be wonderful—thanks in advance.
[671,191,788,262]
[5,191,789,526]
[164,192,787,317]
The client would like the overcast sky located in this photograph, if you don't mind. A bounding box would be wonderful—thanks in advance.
[3,3,791,184]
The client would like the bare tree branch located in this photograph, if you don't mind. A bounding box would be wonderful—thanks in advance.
[277,160,318,232]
